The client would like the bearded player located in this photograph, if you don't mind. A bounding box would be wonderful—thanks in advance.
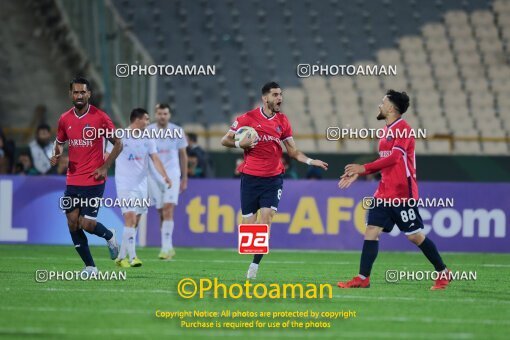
[221,82,328,279]
[337,90,451,290]
[50,77,122,276]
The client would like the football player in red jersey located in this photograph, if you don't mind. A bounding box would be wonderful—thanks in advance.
[221,82,328,279]
[50,77,123,276]
[337,90,451,290]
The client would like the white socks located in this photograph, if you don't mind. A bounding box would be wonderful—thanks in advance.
[119,227,137,260]
[119,227,128,259]
[127,227,137,260]
[161,220,174,252]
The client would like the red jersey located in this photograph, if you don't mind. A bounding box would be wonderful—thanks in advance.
[56,105,115,186]
[363,118,418,199]
[230,107,293,177]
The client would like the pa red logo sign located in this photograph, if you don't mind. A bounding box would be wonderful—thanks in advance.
[238,224,269,254]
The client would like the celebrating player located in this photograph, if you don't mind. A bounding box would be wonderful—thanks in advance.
[221,82,328,279]
[50,77,122,276]
[337,90,451,290]
[108,108,172,267]
[147,103,188,260]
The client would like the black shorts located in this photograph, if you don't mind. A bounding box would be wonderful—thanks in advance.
[240,173,283,217]
[366,203,424,235]
[62,183,105,220]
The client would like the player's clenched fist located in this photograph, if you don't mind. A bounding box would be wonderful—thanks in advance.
[50,154,60,167]
[92,165,108,180]
[164,176,172,188]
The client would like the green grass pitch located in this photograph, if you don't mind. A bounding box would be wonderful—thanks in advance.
[1,245,509,339]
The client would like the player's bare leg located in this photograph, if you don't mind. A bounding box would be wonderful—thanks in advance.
[80,215,118,261]
[67,209,97,274]
[246,207,275,279]
[117,212,142,267]
[243,212,258,279]
[338,225,383,288]
[406,232,450,290]
[159,203,176,260]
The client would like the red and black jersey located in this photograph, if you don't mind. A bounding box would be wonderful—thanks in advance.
[56,105,115,186]
[364,118,418,199]
[230,107,293,177]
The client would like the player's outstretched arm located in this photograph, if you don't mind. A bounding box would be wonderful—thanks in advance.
[221,131,256,149]
[345,149,403,176]
[283,137,328,170]
[150,153,172,188]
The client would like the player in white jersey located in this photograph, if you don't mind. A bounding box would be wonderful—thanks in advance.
[147,103,188,260]
[107,108,171,267]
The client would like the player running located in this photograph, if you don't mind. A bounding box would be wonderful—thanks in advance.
[221,82,328,279]
[108,108,172,267]
[50,77,122,276]
[337,90,451,290]
[147,103,188,260]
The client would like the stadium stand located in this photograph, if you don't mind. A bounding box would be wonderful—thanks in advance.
[110,0,508,154]
[0,1,74,132]
[0,0,507,155]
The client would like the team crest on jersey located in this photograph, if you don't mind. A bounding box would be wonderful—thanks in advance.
[276,125,282,133]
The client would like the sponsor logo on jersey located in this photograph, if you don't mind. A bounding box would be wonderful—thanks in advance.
[128,154,143,161]
[259,135,282,143]
[69,139,93,147]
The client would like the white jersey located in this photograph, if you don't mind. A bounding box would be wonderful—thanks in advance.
[110,129,158,192]
[147,122,188,180]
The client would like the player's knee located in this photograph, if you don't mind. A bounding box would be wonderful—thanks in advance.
[407,232,425,245]
[260,216,271,225]
[364,226,381,240]
[260,210,276,225]
[162,204,174,220]
[67,220,79,231]
[123,212,137,227]
[80,219,97,232]
[242,212,257,224]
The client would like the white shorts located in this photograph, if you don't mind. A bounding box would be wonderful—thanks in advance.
[117,183,149,215]
[148,175,180,209]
